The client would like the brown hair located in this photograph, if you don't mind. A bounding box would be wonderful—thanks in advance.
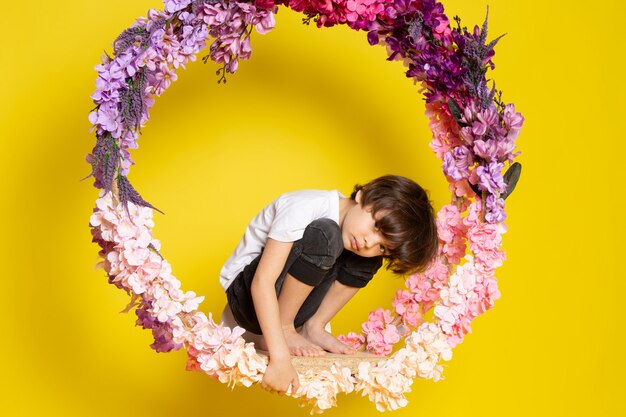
[351,175,438,275]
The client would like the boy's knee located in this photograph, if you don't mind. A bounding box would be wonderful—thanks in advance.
[288,219,343,287]
[302,218,343,266]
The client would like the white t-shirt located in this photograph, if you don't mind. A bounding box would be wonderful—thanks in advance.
[219,189,343,291]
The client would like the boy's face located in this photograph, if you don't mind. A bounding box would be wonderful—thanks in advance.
[341,190,389,258]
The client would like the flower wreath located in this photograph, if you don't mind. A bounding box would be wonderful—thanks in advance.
[86,0,524,413]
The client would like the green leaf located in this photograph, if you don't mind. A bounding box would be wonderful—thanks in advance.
[502,162,522,199]
[469,180,481,196]
[448,98,464,125]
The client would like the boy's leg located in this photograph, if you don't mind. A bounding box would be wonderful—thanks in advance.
[273,273,326,356]
[225,218,344,355]
[297,251,383,354]
[274,218,344,356]
[299,280,360,354]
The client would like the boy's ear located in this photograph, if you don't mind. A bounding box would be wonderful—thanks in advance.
[355,189,363,205]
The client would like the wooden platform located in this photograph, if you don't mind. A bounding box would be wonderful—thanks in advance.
[255,350,385,373]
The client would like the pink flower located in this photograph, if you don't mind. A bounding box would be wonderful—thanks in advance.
[436,204,468,265]
[254,9,275,34]
[392,288,424,328]
[503,103,524,131]
[199,3,230,27]
[337,332,366,349]
[362,308,400,355]
[504,103,524,141]
[405,274,439,305]
[346,0,367,22]
[430,132,452,159]
[436,204,465,242]
[449,178,475,200]
[471,119,488,136]
[433,15,452,39]
[150,62,178,95]
[459,126,475,145]
[467,223,506,273]
[463,199,482,227]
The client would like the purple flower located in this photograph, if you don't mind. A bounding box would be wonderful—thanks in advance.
[88,101,123,138]
[116,51,141,78]
[485,194,506,223]
[120,148,134,176]
[164,0,192,14]
[136,303,183,353]
[178,11,196,25]
[91,61,125,104]
[443,145,474,180]
[179,25,210,62]
[146,10,168,32]
[475,160,506,195]
[122,130,140,150]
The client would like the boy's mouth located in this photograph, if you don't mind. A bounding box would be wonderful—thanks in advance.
[351,236,360,251]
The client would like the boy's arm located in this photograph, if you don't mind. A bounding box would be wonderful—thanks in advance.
[250,238,299,393]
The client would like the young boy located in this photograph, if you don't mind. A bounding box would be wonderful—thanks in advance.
[219,175,437,394]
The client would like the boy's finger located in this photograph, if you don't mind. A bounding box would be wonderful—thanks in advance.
[291,377,300,393]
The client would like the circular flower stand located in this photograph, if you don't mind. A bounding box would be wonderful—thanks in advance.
[87,0,523,412]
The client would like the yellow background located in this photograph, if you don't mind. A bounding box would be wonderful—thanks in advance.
[2,0,624,416]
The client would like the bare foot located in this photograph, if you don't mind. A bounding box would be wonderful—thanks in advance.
[300,322,356,355]
[282,327,326,357]
[255,326,326,357]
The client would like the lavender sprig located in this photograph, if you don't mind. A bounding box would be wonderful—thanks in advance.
[452,8,505,109]
[120,69,147,132]
[191,0,221,14]
[114,26,151,55]
[117,174,164,216]
[84,134,120,193]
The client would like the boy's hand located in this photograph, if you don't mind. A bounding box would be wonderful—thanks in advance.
[262,355,300,395]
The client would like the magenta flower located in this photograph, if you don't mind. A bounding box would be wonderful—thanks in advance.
[254,0,277,9]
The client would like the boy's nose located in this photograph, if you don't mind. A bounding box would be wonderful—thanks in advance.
[364,233,380,248]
